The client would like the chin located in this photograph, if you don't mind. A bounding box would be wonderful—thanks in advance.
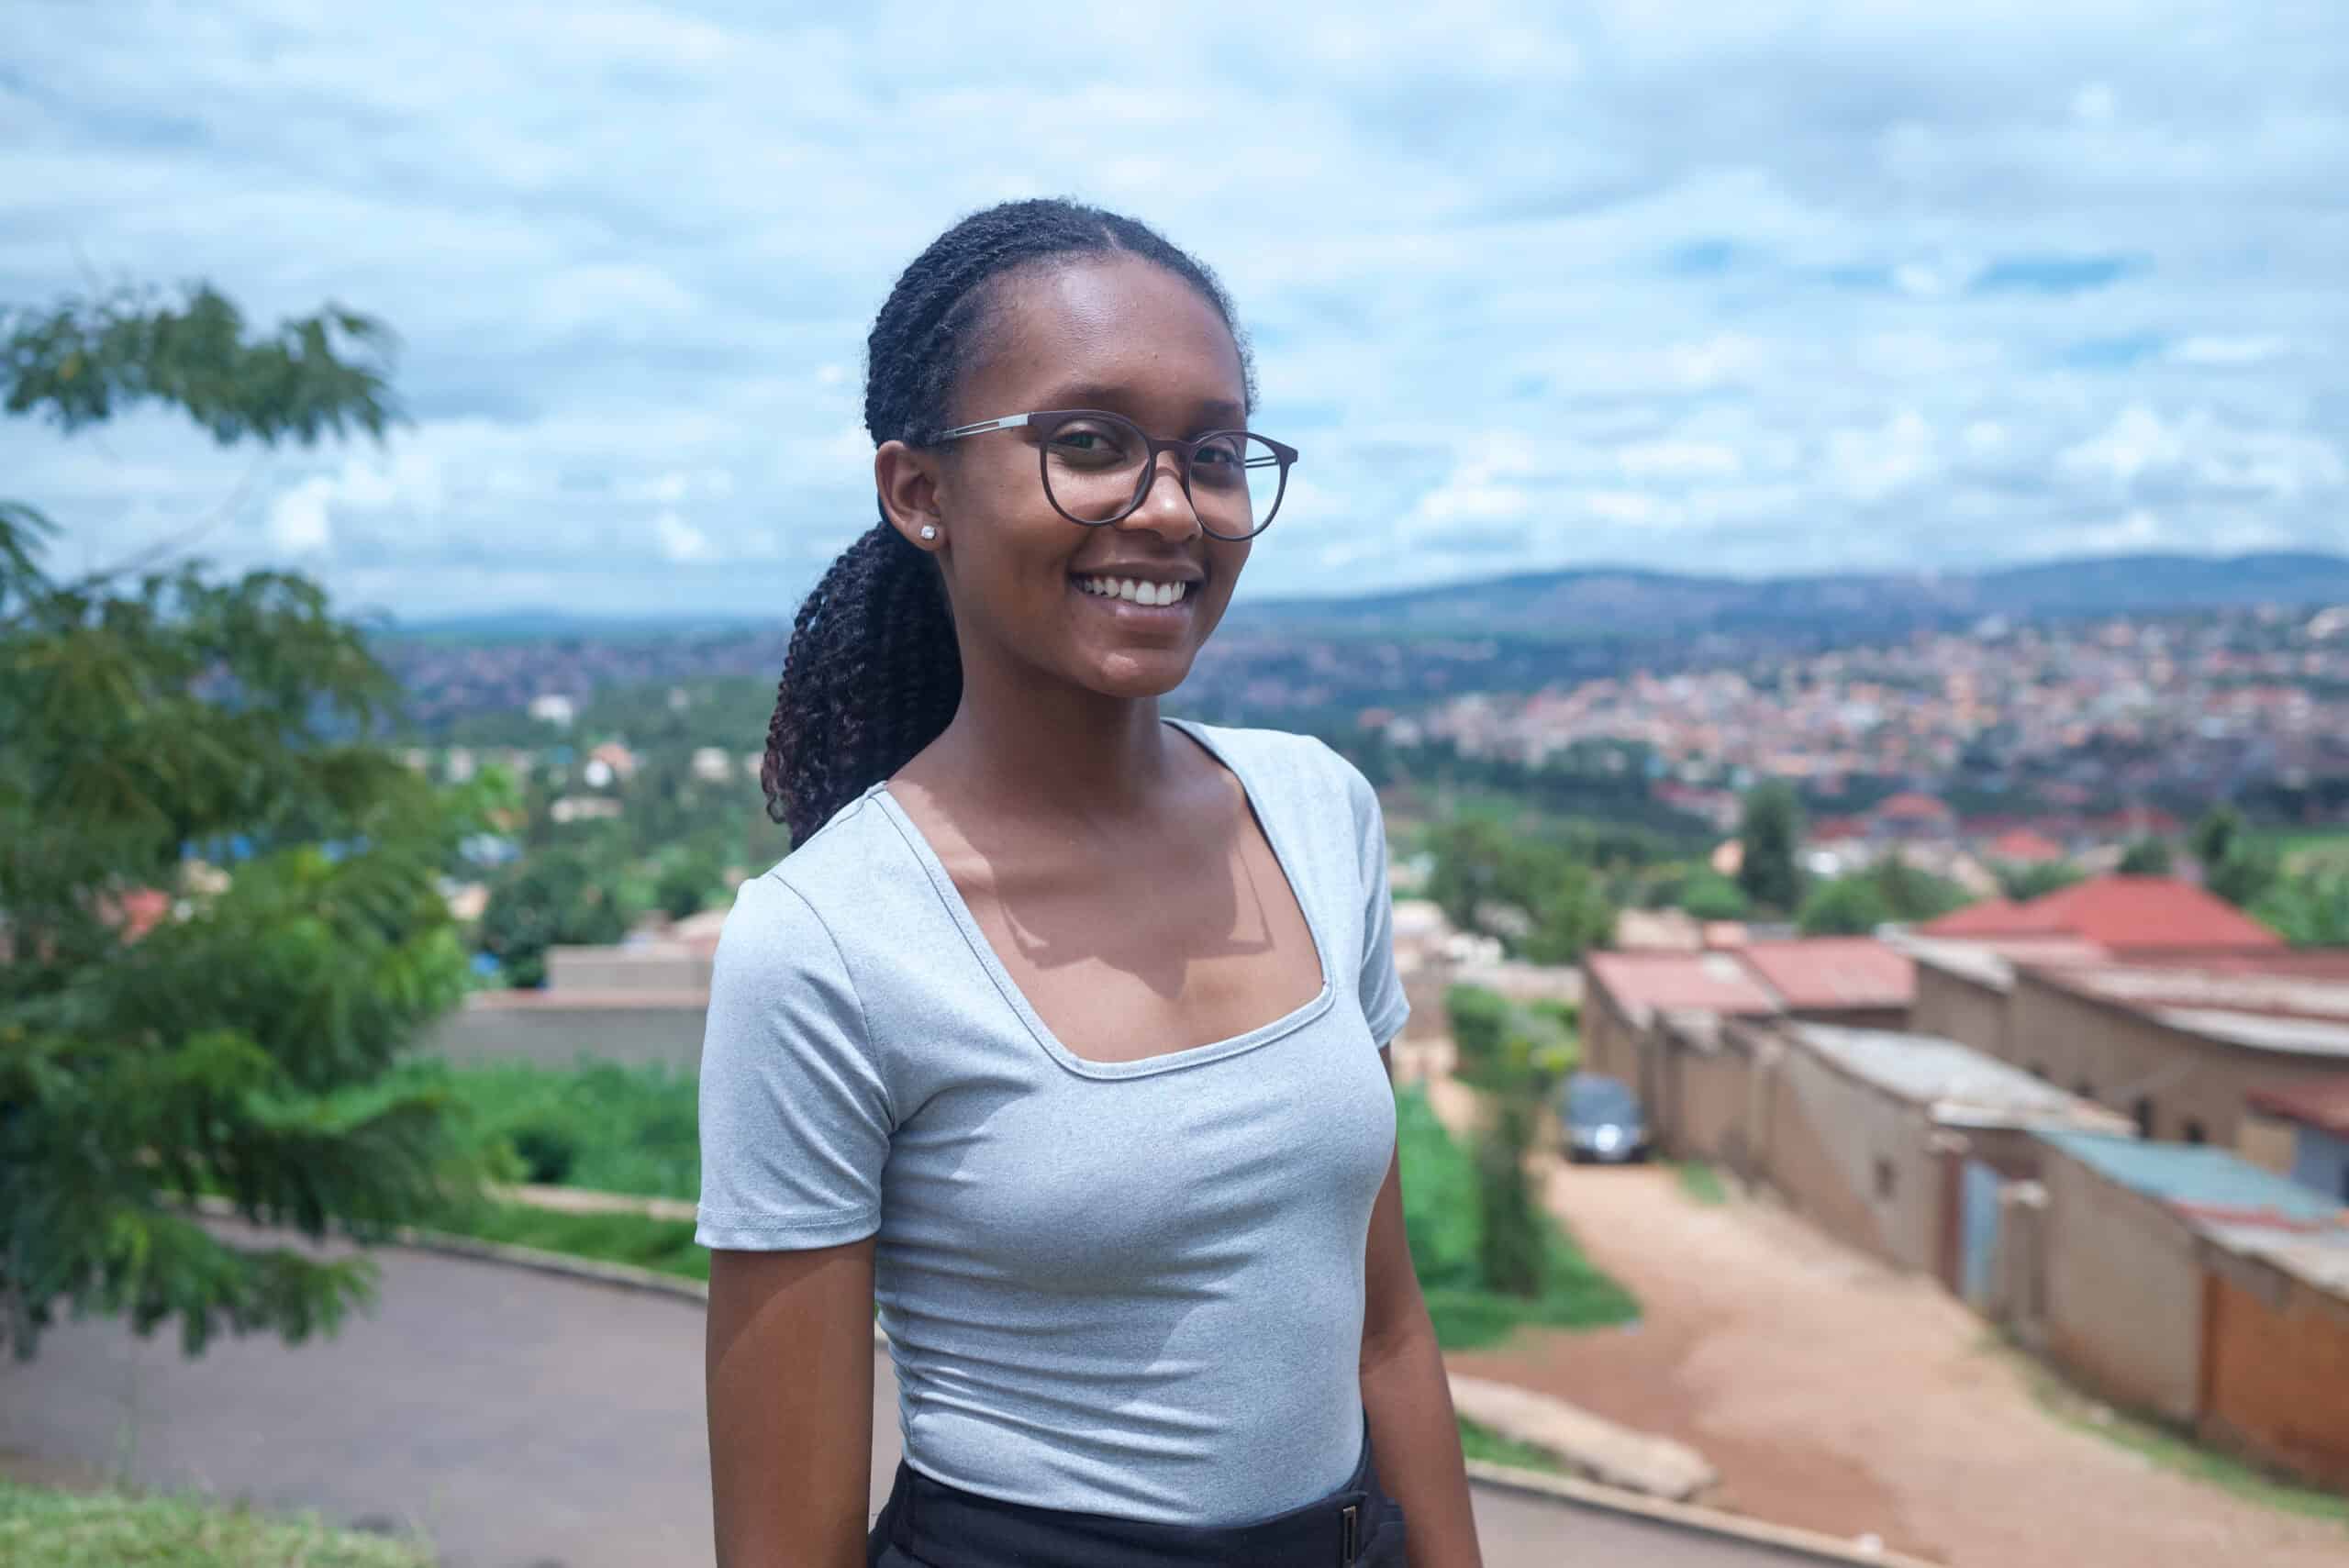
[1079,649,1197,698]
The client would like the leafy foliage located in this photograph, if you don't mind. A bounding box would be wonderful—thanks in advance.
[1423,807,1620,964]
[1994,859,2087,901]
[2116,838,2175,876]
[475,843,638,988]
[2253,869,2349,948]
[0,284,492,1362]
[3,284,395,446]
[1735,780,1804,914]
[1798,854,1972,935]
[2194,806,2283,908]
[439,1058,701,1198]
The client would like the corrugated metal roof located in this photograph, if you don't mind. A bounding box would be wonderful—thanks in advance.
[1891,933,2110,991]
[1737,938,1914,1011]
[2038,1130,2349,1225]
[1918,875,2283,951]
[1790,1022,2125,1128]
[2247,1077,2349,1139]
[2153,1007,2349,1060]
[1586,951,1780,1024]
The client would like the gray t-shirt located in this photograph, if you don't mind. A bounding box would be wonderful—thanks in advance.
[695,718,1409,1526]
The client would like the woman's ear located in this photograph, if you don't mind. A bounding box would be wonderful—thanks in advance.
[875,440,946,551]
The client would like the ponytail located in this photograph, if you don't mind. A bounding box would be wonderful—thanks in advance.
[761,519,959,845]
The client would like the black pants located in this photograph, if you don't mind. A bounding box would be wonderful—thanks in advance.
[867,1418,1408,1567]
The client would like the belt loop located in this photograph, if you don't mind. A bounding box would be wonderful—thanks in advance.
[1339,1501,1359,1563]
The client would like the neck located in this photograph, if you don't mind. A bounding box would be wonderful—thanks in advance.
[922,661,1181,825]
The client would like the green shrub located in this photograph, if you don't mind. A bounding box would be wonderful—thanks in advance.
[440,1059,701,1198]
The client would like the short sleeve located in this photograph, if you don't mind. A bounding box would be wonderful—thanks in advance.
[695,873,894,1251]
[1322,741,1410,1051]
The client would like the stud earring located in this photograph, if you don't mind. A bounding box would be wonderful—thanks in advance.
[919,525,938,540]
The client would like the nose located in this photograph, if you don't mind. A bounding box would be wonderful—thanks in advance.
[1113,451,1203,543]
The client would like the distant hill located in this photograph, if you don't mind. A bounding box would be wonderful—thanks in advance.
[1228,551,2349,642]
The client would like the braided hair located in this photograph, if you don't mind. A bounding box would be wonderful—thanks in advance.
[761,199,1254,845]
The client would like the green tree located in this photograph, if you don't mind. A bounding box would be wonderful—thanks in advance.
[1735,781,1804,914]
[1675,867,1752,921]
[2193,806,2282,908]
[1796,874,1893,936]
[1425,808,1618,963]
[2116,838,2174,876]
[1473,1097,1545,1298]
[1994,860,2087,902]
[1,284,495,1360]
[476,843,636,988]
[1520,861,1615,965]
[2253,870,2349,947]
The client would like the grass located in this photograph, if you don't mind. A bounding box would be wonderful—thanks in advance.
[1396,1086,1641,1351]
[1674,1160,1729,1207]
[2253,828,2349,873]
[435,1058,699,1199]
[422,1199,707,1283]
[1455,1417,1569,1476]
[1996,1336,2349,1528]
[0,1480,434,1566]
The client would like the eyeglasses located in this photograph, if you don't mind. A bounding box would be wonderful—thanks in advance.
[930,408,1297,541]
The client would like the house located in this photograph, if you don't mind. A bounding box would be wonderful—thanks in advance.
[2029,1131,2349,1491]
[1733,937,1913,1029]
[1984,827,2067,864]
[1582,950,1780,1089]
[2247,1079,2349,1204]
[1704,1020,2127,1286]
[1909,941,2349,1159]
[1582,937,1920,1118]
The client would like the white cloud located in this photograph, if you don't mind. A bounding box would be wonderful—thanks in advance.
[1,1,2343,613]
[267,478,333,553]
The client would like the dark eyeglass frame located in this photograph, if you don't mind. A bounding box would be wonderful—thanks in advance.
[930,408,1298,540]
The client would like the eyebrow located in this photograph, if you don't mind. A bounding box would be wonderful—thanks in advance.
[1030,384,1248,425]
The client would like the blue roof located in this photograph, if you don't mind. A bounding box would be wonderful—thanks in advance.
[2037,1130,2348,1224]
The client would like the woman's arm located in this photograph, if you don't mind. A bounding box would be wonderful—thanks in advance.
[707,1237,879,1568]
[1362,1047,1485,1568]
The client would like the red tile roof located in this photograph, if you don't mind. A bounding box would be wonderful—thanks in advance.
[2247,1078,2349,1140]
[1875,792,1954,822]
[1917,875,2281,951]
[1736,937,1915,1012]
[1586,951,1780,1022]
[1987,828,2067,863]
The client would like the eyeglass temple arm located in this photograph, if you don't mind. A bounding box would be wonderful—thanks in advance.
[932,415,1029,441]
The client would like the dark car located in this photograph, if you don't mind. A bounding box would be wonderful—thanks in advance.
[1558,1073,1650,1164]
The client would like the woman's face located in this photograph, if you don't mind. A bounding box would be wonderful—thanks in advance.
[915,255,1256,701]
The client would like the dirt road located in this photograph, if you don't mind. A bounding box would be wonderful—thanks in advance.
[1449,1160,2349,1566]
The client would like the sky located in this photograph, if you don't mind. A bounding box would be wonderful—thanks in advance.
[4,1,2345,620]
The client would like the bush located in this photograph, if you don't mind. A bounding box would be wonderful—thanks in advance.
[1394,1086,1639,1350]
[440,1059,701,1198]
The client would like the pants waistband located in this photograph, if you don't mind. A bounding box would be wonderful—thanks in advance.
[872,1418,1398,1568]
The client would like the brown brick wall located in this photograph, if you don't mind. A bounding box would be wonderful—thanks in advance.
[2200,1269,2349,1491]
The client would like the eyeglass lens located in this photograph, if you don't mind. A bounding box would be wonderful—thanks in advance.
[1041,416,1283,537]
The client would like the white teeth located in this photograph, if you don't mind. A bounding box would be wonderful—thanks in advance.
[1074,574,1188,605]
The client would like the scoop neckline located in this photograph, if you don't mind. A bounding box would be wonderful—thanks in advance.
[868,717,1336,1081]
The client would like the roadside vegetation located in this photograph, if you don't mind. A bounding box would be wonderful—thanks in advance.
[0,1480,434,1567]
[1674,1161,1730,1207]
[1987,1335,2349,1529]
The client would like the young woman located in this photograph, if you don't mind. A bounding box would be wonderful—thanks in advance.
[697,199,1483,1568]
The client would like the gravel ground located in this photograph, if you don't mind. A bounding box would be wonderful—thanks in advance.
[1446,1156,2349,1567]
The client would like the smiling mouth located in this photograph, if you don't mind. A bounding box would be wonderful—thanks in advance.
[1071,573,1195,608]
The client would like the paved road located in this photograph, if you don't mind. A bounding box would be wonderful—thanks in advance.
[0,1236,1795,1567]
